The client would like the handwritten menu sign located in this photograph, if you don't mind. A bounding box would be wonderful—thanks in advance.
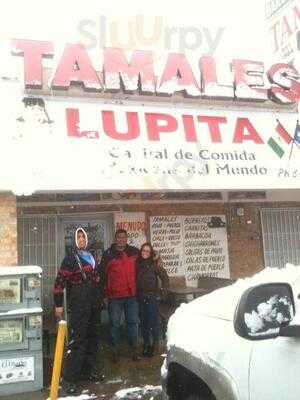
[150,215,229,282]
[114,212,146,248]
[150,215,184,275]
[183,215,229,284]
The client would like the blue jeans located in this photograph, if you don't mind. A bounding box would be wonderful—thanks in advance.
[139,296,160,347]
[108,297,139,349]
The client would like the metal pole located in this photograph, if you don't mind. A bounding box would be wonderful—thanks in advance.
[50,320,67,400]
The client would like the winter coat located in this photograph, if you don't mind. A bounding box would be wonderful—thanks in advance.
[99,244,139,299]
[53,250,103,307]
[136,257,169,298]
[53,227,102,308]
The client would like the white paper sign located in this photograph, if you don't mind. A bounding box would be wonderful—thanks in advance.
[150,215,229,282]
[183,215,230,285]
[114,212,146,249]
[0,356,34,384]
[150,215,184,276]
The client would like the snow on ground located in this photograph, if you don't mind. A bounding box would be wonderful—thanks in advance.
[112,385,162,399]
[45,386,162,400]
[47,394,98,400]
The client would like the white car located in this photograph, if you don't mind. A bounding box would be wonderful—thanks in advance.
[161,265,300,400]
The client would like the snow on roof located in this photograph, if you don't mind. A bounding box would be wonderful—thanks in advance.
[0,266,42,276]
[0,307,43,317]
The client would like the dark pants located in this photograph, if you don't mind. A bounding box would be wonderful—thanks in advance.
[107,297,139,349]
[64,283,102,382]
[139,296,160,347]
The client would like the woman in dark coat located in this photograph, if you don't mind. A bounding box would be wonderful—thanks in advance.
[136,242,169,357]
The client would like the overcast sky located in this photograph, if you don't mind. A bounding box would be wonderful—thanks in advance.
[0,0,270,63]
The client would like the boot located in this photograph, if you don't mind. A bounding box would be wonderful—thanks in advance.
[148,342,159,357]
[80,369,105,382]
[112,348,119,364]
[132,346,141,361]
[152,341,159,356]
[142,344,150,357]
[62,378,78,395]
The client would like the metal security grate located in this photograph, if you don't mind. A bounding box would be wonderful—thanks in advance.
[17,215,57,315]
[261,208,300,269]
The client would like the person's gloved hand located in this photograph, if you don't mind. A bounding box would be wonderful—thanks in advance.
[55,307,64,320]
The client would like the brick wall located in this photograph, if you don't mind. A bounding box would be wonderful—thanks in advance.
[0,193,18,266]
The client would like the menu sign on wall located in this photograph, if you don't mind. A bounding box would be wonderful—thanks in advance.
[183,215,229,284]
[150,215,184,276]
[150,215,229,284]
[114,212,146,249]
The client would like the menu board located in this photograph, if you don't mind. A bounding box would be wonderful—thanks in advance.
[183,215,229,284]
[0,278,21,304]
[150,215,229,283]
[114,212,147,249]
[150,215,184,275]
[0,319,23,345]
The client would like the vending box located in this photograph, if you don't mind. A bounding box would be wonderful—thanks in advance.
[0,266,42,312]
[0,309,43,352]
[0,350,43,395]
[0,267,43,395]
[0,309,43,395]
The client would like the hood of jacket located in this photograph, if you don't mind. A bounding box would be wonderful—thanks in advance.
[75,227,88,250]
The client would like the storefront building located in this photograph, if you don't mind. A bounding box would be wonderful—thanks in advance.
[1,39,300,316]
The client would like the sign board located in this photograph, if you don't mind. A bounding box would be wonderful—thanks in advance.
[150,215,229,284]
[266,0,300,62]
[150,215,184,276]
[114,212,146,248]
[0,279,21,304]
[0,356,34,385]
[2,99,300,194]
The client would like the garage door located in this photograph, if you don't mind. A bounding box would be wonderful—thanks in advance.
[261,209,300,268]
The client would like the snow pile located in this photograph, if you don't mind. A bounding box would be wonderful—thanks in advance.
[0,307,42,317]
[167,264,300,352]
[0,265,42,276]
[47,394,97,400]
[245,294,293,336]
[172,264,300,322]
[112,385,162,399]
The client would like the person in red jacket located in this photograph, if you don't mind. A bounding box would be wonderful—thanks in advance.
[99,229,140,362]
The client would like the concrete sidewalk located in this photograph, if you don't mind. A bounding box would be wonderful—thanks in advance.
[1,341,164,400]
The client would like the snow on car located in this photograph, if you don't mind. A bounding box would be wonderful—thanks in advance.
[162,264,300,400]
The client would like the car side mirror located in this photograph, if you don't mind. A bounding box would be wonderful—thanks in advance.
[234,283,295,340]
